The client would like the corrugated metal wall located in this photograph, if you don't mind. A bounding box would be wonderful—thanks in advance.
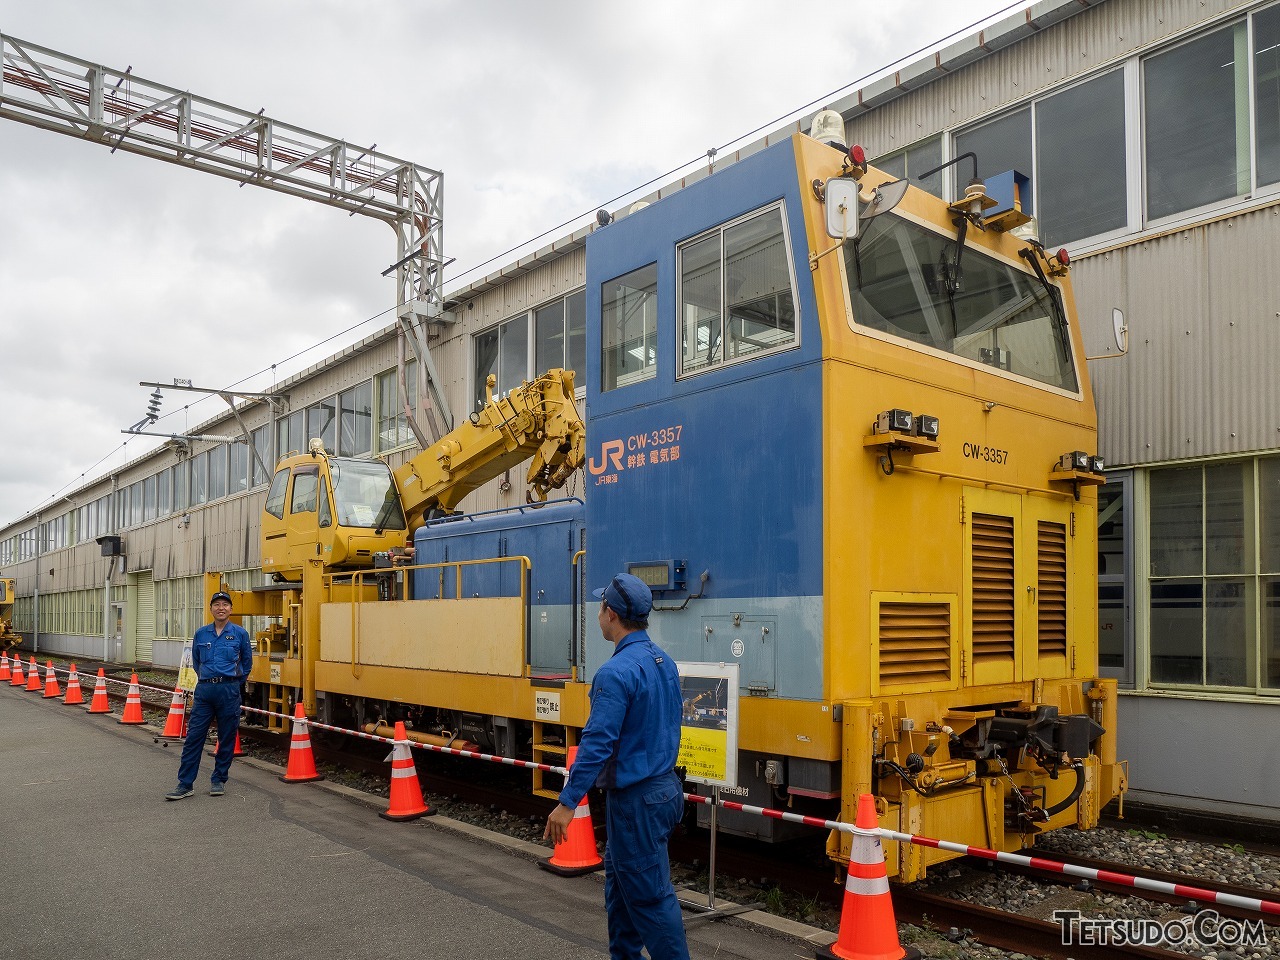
[1076,208,1280,465]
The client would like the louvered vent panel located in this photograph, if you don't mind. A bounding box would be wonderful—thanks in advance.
[879,601,951,686]
[971,513,1015,662]
[1037,521,1068,657]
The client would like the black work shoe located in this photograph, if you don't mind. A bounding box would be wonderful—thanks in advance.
[209,783,225,797]
[165,786,194,801]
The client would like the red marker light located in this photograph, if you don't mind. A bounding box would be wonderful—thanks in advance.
[850,144,866,165]
[1055,248,1070,266]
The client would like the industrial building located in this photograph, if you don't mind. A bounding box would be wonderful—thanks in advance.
[2,0,1277,823]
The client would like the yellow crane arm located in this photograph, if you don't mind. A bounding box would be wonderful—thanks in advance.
[393,368,586,530]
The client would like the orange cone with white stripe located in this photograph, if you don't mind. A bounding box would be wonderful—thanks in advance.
[10,655,25,686]
[62,664,84,705]
[0,652,11,681]
[156,687,187,739]
[211,731,246,758]
[86,668,111,714]
[815,794,919,960]
[540,746,603,876]
[279,703,323,783]
[25,657,41,691]
[118,673,145,724]
[379,721,431,821]
[41,661,62,699]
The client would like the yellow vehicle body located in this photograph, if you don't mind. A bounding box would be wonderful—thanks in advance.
[212,132,1125,879]
[0,578,15,649]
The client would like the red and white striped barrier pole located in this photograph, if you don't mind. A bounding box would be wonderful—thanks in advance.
[686,794,1280,917]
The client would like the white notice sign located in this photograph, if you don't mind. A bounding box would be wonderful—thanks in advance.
[535,691,561,721]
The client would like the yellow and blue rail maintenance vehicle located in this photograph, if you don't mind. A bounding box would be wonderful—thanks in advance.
[214,118,1125,881]
[0,578,15,651]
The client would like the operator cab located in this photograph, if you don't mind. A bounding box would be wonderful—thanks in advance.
[260,441,407,580]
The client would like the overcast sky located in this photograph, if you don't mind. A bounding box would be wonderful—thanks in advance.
[0,1,1030,528]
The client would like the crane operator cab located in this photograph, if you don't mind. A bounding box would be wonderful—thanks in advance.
[261,443,408,581]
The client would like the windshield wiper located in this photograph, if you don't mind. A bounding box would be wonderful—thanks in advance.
[1018,246,1072,360]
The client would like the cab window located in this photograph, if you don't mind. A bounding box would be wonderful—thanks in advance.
[601,263,658,392]
[290,468,318,514]
[265,469,288,519]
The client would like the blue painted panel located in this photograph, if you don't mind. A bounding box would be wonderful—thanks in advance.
[582,139,824,609]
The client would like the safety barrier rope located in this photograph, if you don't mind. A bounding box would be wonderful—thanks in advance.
[12,655,1280,917]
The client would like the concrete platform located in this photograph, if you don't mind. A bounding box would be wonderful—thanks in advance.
[0,681,833,960]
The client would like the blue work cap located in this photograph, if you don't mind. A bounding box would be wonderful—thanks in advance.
[593,573,653,620]
[210,591,232,607]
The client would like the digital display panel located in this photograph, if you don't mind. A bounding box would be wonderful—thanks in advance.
[628,563,671,589]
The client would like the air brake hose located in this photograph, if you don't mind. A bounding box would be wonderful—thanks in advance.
[1043,761,1086,818]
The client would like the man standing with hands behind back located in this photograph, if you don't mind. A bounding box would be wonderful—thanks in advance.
[165,590,253,800]
[544,573,689,960]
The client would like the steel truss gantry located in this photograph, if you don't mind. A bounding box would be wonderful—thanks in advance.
[0,33,453,439]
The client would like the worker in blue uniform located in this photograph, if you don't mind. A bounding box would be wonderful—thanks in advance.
[544,573,689,960]
[165,591,254,800]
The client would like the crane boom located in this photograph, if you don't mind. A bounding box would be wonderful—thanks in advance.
[395,369,585,529]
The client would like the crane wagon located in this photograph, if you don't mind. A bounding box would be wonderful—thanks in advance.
[214,121,1125,880]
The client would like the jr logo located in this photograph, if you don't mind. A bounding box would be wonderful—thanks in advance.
[588,439,625,475]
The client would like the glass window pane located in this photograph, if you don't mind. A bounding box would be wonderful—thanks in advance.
[1205,461,1251,574]
[874,137,944,199]
[1037,71,1127,246]
[192,452,208,505]
[1206,578,1252,686]
[725,207,796,362]
[1264,577,1280,688]
[848,213,1078,391]
[376,370,397,453]
[601,263,658,391]
[1257,5,1280,188]
[1097,482,1127,670]
[252,425,270,486]
[143,476,157,522]
[208,446,228,501]
[681,234,721,375]
[339,381,372,457]
[308,398,337,454]
[499,316,528,396]
[954,108,1033,213]
[230,441,248,495]
[130,484,142,526]
[1262,456,1280,573]
[158,468,172,516]
[1145,24,1249,220]
[1150,466,1202,576]
[1150,580,1203,683]
[291,469,318,514]
[265,469,288,519]
[474,327,499,410]
[535,300,566,375]
[174,460,190,511]
[566,290,586,387]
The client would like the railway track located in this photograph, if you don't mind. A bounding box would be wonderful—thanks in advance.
[15,656,1280,960]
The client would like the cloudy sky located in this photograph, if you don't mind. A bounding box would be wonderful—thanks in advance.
[0,1,1029,527]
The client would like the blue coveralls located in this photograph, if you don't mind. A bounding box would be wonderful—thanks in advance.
[176,620,254,790]
[559,630,689,960]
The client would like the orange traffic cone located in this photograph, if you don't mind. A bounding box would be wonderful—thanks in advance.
[210,731,246,758]
[155,687,187,740]
[279,704,323,783]
[7,655,22,686]
[540,746,603,876]
[0,653,10,681]
[815,794,919,960]
[118,673,145,724]
[41,661,62,699]
[379,721,431,821]
[25,657,42,692]
[62,664,84,706]
[86,669,111,714]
